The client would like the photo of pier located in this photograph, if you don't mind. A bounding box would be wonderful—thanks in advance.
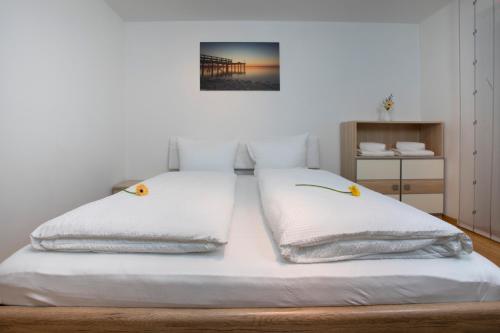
[200,42,279,91]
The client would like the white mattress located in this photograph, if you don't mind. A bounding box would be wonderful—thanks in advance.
[1,175,499,308]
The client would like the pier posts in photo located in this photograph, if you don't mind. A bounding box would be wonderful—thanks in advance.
[200,54,246,78]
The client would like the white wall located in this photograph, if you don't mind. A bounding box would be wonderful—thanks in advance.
[0,0,125,261]
[420,0,460,218]
[124,21,421,179]
[0,7,425,260]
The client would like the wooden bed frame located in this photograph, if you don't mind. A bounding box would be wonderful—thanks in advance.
[3,144,499,332]
[1,302,500,332]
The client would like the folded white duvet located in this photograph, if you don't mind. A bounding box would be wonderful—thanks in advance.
[31,172,236,254]
[257,169,472,263]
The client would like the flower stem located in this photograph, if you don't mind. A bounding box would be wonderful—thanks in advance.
[295,184,350,194]
[122,189,137,195]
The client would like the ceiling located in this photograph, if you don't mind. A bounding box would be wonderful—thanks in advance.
[105,0,452,23]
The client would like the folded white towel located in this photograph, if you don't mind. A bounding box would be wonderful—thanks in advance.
[395,149,435,156]
[359,142,386,152]
[396,142,426,151]
[358,150,395,157]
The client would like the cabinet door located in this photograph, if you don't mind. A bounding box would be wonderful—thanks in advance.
[402,159,444,214]
[356,160,400,180]
[470,0,495,237]
[401,160,444,179]
[492,0,500,241]
[459,0,476,229]
[402,194,444,214]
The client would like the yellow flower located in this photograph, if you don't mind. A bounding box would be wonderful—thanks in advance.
[349,185,361,197]
[135,184,149,196]
[383,94,394,111]
[296,184,361,197]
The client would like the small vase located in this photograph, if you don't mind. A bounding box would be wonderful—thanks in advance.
[382,110,392,121]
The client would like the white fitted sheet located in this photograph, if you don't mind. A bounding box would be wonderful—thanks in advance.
[1,175,499,308]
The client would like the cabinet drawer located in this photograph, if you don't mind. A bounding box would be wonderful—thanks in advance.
[402,194,443,213]
[401,179,444,194]
[356,160,400,180]
[358,180,400,195]
[402,159,444,179]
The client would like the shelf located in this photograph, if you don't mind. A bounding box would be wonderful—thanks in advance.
[356,156,444,160]
[353,121,443,156]
[353,121,443,125]
[340,121,445,181]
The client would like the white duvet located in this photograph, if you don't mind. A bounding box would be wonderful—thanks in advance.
[257,169,473,263]
[31,171,236,253]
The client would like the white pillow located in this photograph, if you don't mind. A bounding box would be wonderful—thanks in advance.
[247,133,309,170]
[177,138,238,172]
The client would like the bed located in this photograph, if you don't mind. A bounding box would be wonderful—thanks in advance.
[1,137,500,332]
[1,175,500,331]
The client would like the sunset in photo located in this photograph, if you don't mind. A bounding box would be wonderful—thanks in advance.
[200,42,279,91]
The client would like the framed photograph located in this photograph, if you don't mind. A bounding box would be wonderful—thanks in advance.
[200,42,280,91]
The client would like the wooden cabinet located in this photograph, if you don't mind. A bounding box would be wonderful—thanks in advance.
[341,121,445,214]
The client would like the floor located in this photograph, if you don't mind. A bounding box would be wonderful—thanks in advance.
[443,216,500,267]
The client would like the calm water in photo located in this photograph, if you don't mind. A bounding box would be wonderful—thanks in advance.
[232,67,279,84]
[200,66,280,90]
